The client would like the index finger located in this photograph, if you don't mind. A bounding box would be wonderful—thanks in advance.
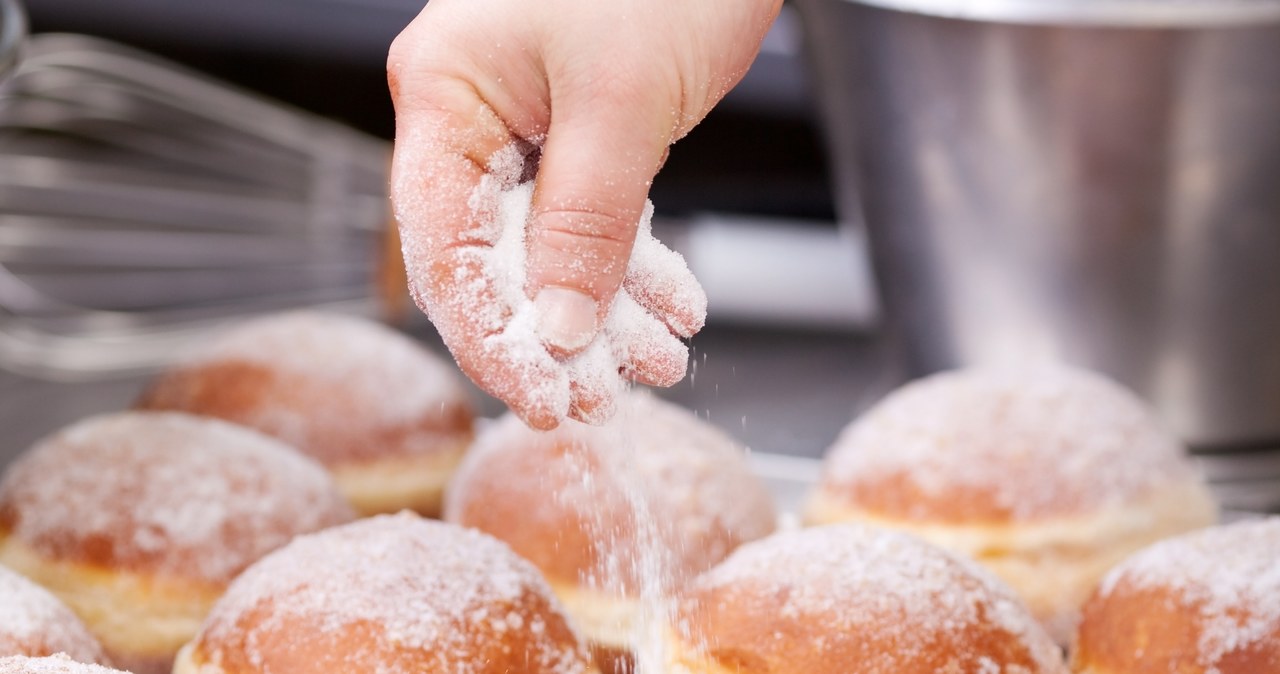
[389,81,571,429]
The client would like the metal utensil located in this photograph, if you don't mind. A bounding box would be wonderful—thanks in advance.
[798,0,1280,450]
[0,32,401,380]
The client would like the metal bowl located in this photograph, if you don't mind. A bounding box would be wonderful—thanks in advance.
[798,0,1280,449]
[0,0,24,87]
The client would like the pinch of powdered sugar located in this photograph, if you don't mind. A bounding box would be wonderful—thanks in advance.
[624,204,707,337]
[199,513,590,674]
[691,524,1063,673]
[0,655,123,674]
[823,365,1201,518]
[0,412,353,583]
[1097,517,1280,669]
[187,311,468,425]
[402,138,705,427]
[0,569,104,664]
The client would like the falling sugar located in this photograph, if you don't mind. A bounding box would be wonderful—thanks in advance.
[444,142,718,670]
[448,394,777,674]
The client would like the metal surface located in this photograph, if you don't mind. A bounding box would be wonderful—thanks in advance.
[798,0,1280,449]
[844,0,1280,26]
[0,0,23,87]
[0,34,395,379]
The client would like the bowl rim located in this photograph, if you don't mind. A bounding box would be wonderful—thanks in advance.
[819,0,1280,28]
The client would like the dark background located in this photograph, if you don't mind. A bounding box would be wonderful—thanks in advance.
[20,0,836,220]
[5,0,890,466]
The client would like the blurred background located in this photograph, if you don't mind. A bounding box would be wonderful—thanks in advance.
[1,0,886,475]
[20,0,834,216]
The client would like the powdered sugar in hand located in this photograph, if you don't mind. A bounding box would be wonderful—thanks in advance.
[397,138,706,428]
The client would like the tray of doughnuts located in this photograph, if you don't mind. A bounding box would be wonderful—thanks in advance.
[1,311,1277,674]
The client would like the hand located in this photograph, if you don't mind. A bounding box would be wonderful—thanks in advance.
[388,0,782,429]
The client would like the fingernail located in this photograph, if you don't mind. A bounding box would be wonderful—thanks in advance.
[534,287,599,354]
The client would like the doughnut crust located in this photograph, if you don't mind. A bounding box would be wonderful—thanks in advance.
[670,524,1067,674]
[135,311,475,516]
[0,655,128,674]
[0,567,107,664]
[174,513,595,674]
[1072,518,1280,674]
[445,393,776,670]
[0,412,354,674]
[806,365,1217,642]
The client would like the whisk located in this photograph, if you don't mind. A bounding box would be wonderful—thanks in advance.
[0,30,409,380]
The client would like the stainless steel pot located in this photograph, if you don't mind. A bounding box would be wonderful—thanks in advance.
[797,0,1280,448]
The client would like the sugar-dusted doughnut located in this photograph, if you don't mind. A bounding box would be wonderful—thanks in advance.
[0,566,107,664]
[1072,517,1280,673]
[0,655,128,674]
[0,412,354,674]
[445,392,776,671]
[174,513,595,674]
[670,524,1067,673]
[135,311,475,516]
[806,365,1217,642]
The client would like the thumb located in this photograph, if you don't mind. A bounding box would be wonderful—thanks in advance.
[526,91,671,358]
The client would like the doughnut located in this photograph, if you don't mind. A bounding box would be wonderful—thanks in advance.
[173,513,595,674]
[670,524,1067,673]
[804,365,1218,643]
[444,392,776,672]
[0,655,128,674]
[134,310,475,516]
[0,412,355,674]
[0,567,107,664]
[1072,517,1280,673]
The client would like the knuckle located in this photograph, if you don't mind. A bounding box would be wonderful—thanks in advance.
[536,207,638,246]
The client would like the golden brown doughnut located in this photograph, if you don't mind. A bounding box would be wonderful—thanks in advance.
[670,524,1068,674]
[134,310,475,516]
[0,412,355,674]
[805,365,1218,643]
[174,513,596,674]
[0,567,107,664]
[444,392,776,672]
[0,655,128,674]
[1072,517,1280,674]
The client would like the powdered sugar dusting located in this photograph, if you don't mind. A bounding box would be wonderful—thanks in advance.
[198,514,591,674]
[449,391,776,585]
[0,655,124,674]
[447,392,776,672]
[823,365,1199,519]
[0,412,354,583]
[399,138,705,427]
[0,568,105,663]
[481,177,574,418]
[1097,517,1280,669]
[687,525,1064,672]
[190,311,469,425]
